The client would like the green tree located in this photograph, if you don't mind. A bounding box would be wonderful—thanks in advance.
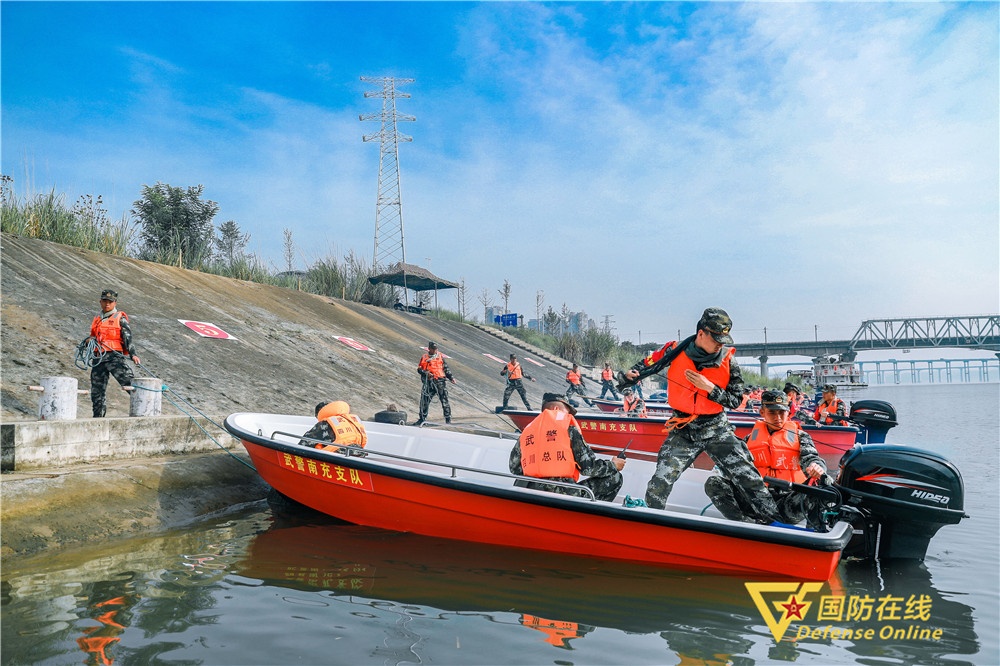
[542,306,561,336]
[215,219,250,266]
[133,183,219,268]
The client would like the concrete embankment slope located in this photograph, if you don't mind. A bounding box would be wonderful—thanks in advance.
[1,233,576,558]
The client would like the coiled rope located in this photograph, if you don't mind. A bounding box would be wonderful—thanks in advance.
[74,336,108,370]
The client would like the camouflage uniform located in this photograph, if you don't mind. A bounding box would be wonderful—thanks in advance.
[565,371,593,407]
[624,309,779,520]
[502,379,531,410]
[705,426,825,524]
[501,360,532,410]
[509,417,623,501]
[417,352,454,422]
[90,308,138,418]
[599,366,620,400]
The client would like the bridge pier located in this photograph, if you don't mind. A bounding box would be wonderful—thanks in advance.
[758,355,768,378]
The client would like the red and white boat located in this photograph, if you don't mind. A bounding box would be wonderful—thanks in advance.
[504,409,859,469]
[225,412,853,580]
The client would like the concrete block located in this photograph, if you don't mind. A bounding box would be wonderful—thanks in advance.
[1,415,236,471]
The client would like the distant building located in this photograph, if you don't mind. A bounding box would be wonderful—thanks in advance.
[485,305,505,325]
[564,311,594,335]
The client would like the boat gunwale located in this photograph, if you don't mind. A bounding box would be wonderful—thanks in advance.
[505,407,863,434]
[224,413,853,554]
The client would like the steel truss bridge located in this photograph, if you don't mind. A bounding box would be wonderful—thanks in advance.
[731,315,1000,376]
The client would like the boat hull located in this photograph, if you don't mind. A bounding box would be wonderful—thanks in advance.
[226,414,848,581]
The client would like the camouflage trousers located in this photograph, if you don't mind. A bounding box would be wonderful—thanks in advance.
[565,383,593,406]
[516,470,624,502]
[705,477,814,525]
[90,353,134,418]
[419,378,451,420]
[599,380,619,400]
[644,426,779,520]
[502,380,531,409]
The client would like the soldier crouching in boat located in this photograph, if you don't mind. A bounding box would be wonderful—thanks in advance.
[509,392,625,501]
[299,401,368,456]
[705,390,826,525]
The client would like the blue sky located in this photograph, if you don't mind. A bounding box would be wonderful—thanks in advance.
[3,1,997,354]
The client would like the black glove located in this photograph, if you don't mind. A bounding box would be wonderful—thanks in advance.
[616,370,636,392]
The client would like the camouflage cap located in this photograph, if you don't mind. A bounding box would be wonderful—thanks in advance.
[622,386,634,395]
[541,392,577,416]
[697,307,733,344]
[100,289,118,301]
[427,341,438,350]
[821,384,838,393]
[761,390,790,411]
[783,382,801,395]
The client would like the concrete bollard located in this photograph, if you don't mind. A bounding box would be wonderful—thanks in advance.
[30,377,84,421]
[130,377,163,417]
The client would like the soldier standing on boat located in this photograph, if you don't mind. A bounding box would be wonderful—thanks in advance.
[415,341,455,425]
[705,390,826,524]
[84,289,140,418]
[620,307,779,521]
[814,384,848,425]
[599,361,620,399]
[500,353,535,411]
[509,392,625,501]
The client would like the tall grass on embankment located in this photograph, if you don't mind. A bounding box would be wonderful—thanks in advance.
[0,176,137,256]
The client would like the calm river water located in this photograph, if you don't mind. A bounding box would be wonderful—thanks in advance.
[2,383,997,665]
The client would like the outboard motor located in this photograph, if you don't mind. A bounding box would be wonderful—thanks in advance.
[837,444,967,561]
[849,399,898,444]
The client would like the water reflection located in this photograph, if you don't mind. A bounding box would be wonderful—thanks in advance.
[239,509,981,664]
[0,505,984,665]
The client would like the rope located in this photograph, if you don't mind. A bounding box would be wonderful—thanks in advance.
[74,336,109,370]
[131,361,256,471]
[451,382,518,429]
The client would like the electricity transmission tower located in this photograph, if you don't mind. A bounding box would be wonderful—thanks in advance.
[602,315,616,336]
[360,76,415,275]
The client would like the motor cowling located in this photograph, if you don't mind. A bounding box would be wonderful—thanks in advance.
[848,400,898,444]
[837,444,966,561]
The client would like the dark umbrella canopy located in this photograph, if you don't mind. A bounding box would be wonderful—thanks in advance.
[368,262,459,292]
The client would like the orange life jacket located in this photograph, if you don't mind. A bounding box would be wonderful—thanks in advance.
[666,347,734,415]
[814,398,845,424]
[519,409,580,480]
[747,420,805,483]
[623,394,646,416]
[788,395,800,415]
[90,311,126,352]
[505,361,523,380]
[602,367,613,381]
[322,413,368,448]
[419,353,446,379]
[566,370,582,385]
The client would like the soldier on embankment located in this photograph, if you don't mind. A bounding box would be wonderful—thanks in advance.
[85,289,141,418]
